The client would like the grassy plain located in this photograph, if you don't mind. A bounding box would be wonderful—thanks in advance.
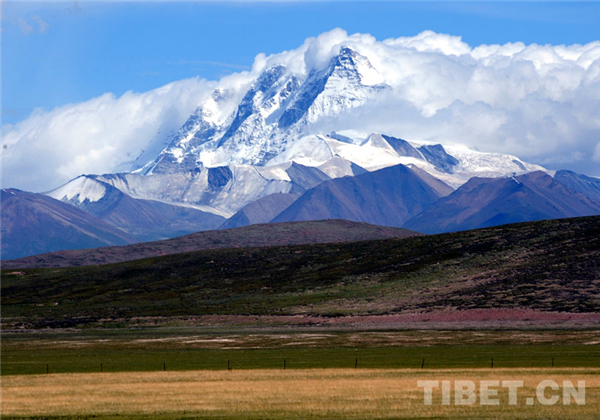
[3,329,598,419]
[3,329,600,376]
[3,368,599,419]
[2,217,599,419]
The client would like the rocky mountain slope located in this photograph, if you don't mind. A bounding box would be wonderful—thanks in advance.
[147,47,390,173]
[271,164,449,227]
[47,175,225,241]
[219,193,300,230]
[404,171,600,234]
[553,170,600,203]
[46,46,544,221]
[1,189,134,260]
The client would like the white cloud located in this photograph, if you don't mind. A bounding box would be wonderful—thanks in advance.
[2,78,216,192]
[259,29,600,177]
[14,15,49,35]
[17,17,33,35]
[3,29,600,192]
[32,15,49,33]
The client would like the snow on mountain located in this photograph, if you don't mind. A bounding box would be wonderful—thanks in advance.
[317,133,411,171]
[95,166,292,218]
[6,29,598,194]
[46,42,550,222]
[317,156,367,179]
[146,46,390,174]
[336,132,545,188]
[440,144,544,187]
[268,130,544,189]
[46,175,225,241]
[47,175,108,204]
[141,42,544,190]
[50,161,333,219]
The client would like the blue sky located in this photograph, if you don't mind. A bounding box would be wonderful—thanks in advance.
[2,1,600,126]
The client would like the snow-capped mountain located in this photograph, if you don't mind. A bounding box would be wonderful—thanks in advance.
[42,44,567,243]
[146,46,390,174]
[48,162,334,218]
[46,175,225,241]
[139,45,542,190]
[266,131,544,188]
[4,34,599,262]
[46,45,546,222]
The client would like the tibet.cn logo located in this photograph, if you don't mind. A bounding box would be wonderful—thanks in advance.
[417,380,585,406]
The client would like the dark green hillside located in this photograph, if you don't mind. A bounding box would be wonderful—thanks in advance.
[2,216,599,328]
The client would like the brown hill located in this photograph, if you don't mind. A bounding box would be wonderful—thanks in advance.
[2,216,598,329]
[2,219,420,268]
[218,193,300,229]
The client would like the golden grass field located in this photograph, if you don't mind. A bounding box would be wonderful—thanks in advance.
[2,368,599,419]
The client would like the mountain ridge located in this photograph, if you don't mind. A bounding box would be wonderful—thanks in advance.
[39,45,547,225]
[271,163,448,227]
[404,171,600,234]
[2,219,420,269]
[147,46,390,174]
[1,189,135,260]
[46,175,225,241]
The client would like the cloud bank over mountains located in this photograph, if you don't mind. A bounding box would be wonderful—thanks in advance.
[3,29,599,192]
[3,78,216,192]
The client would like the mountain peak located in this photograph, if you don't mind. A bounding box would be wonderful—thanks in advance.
[327,45,385,87]
[146,44,390,172]
[331,45,359,71]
